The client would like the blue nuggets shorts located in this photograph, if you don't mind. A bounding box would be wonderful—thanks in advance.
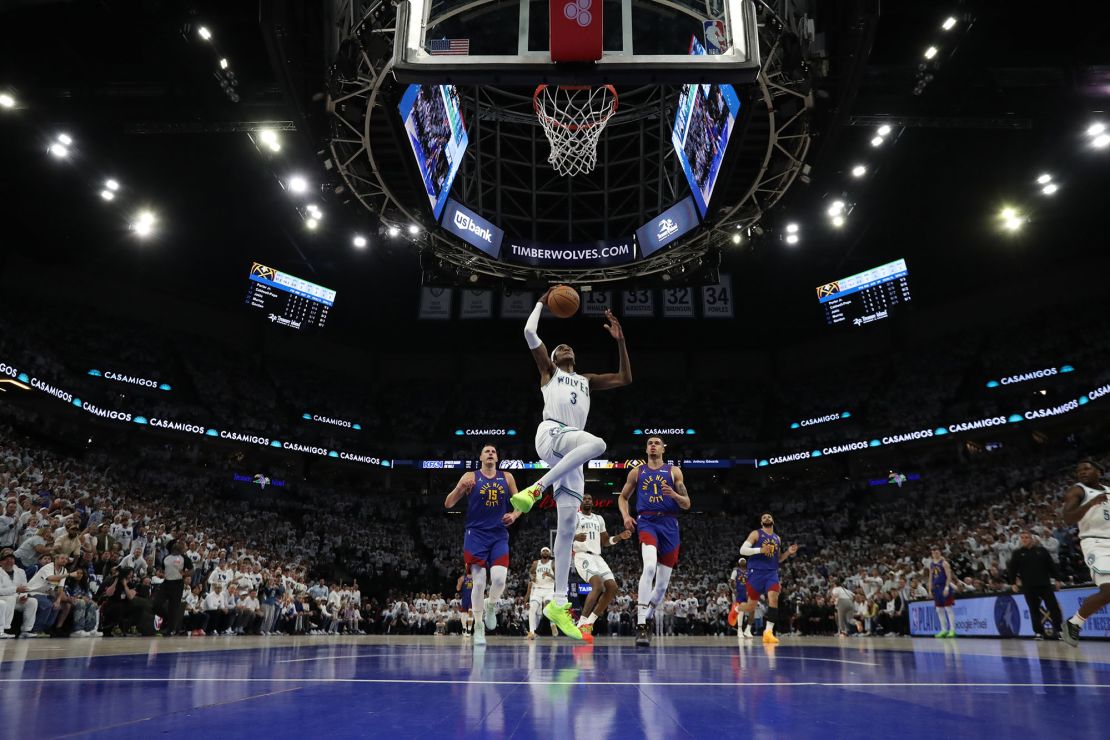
[745,569,781,601]
[637,515,681,567]
[464,528,509,569]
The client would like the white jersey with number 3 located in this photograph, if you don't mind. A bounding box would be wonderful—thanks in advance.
[541,367,591,430]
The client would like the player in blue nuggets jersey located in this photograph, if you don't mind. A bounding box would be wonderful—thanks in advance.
[928,546,957,638]
[618,436,691,647]
[739,513,798,644]
[445,444,521,645]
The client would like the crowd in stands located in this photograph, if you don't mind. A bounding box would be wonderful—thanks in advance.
[2,293,1109,641]
[1,406,1104,640]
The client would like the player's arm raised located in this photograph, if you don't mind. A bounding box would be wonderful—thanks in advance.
[444,473,475,509]
[501,472,522,525]
[524,289,556,385]
[583,310,631,391]
[779,543,799,563]
[1062,484,1106,525]
[660,467,691,510]
[617,466,639,531]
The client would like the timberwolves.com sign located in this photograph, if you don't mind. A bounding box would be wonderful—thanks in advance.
[88,369,171,391]
[504,237,635,268]
[986,364,1074,388]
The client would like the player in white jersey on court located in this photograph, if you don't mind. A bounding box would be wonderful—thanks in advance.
[572,492,632,643]
[525,547,558,639]
[511,290,632,641]
[1061,458,1110,647]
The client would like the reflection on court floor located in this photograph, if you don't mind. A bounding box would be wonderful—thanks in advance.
[1,635,1107,738]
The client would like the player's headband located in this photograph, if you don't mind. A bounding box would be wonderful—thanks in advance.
[540,547,552,555]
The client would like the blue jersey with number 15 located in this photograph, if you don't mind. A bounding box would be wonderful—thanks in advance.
[467,470,509,531]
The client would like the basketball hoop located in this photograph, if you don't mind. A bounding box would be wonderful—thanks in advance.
[533,84,618,177]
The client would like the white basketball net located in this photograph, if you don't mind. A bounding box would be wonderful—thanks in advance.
[534,84,618,177]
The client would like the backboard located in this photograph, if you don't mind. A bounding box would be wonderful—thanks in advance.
[393,0,760,85]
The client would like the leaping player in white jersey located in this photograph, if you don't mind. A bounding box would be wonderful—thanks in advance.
[511,290,632,641]
[525,547,558,639]
[573,492,632,643]
[1061,458,1110,647]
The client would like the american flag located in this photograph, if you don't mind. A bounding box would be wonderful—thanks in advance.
[427,38,470,56]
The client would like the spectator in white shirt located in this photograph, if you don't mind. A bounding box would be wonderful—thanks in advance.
[0,547,38,637]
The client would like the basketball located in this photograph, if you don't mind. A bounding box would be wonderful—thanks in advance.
[548,285,580,318]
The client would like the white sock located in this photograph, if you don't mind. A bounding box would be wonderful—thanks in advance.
[1070,613,1086,627]
[579,613,597,626]
[552,498,578,604]
[637,544,658,625]
[943,607,955,632]
[738,611,746,630]
[935,607,946,631]
[528,601,540,633]
[766,621,775,633]
[470,566,487,623]
[536,434,606,490]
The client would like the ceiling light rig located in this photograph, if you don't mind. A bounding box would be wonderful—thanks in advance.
[1087,122,1109,149]
[914,13,970,96]
[0,92,16,109]
[187,23,238,102]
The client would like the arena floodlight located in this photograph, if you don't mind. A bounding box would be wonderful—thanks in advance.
[1086,122,1105,137]
[132,211,156,237]
[924,46,938,60]
[198,26,212,41]
[1036,173,1052,185]
[258,129,281,152]
[942,17,957,31]
[219,58,229,70]
[785,222,799,234]
[305,218,319,230]
[407,224,420,235]
[827,201,845,217]
[48,143,68,158]
[731,234,741,244]
[1093,134,1110,149]
[105,179,119,191]
[831,215,846,228]
[785,233,800,245]
[100,189,115,201]
[287,175,308,194]
[353,235,367,248]
[870,136,884,147]
[851,164,867,178]
[387,225,400,237]
[998,207,1024,232]
[1041,183,1058,195]
[306,204,322,217]
[999,207,1017,220]
[877,125,892,136]
[0,93,14,109]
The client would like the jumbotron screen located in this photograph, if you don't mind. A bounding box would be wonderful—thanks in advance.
[245,262,336,330]
[816,258,912,327]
